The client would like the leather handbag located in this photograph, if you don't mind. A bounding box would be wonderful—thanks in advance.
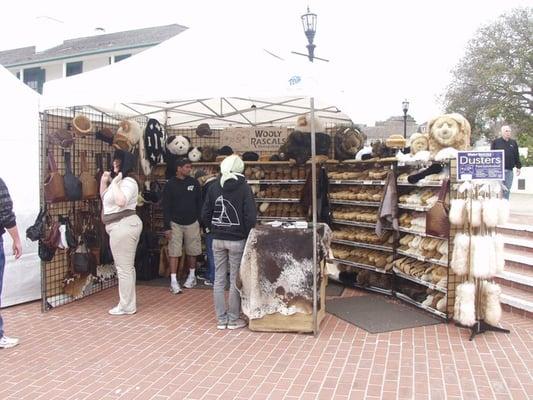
[64,152,82,201]
[38,240,56,262]
[26,206,47,241]
[80,151,98,199]
[44,152,66,203]
[426,178,450,238]
[71,239,97,274]
[42,219,61,250]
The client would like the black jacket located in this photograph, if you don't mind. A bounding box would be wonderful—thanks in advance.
[201,175,257,241]
[162,176,202,229]
[491,137,522,170]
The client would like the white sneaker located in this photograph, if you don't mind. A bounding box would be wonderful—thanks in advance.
[108,306,136,315]
[170,283,182,294]
[0,335,19,349]
[184,275,197,289]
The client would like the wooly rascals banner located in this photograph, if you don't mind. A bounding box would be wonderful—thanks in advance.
[222,127,288,152]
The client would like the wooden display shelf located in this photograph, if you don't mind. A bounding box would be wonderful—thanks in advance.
[393,267,447,293]
[330,200,380,207]
[331,219,381,229]
[398,204,431,212]
[255,198,299,203]
[328,276,393,295]
[395,292,447,319]
[248,179,305,184]
[328,257,392,275]
[329,179,386,185]
[331,239,393,252]
[396,249,448,267]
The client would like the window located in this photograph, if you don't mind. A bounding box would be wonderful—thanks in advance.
[114,54,131,62]
[23,67,45,94]
[66,61,83,77]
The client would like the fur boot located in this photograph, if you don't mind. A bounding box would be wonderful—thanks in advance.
[472,236,491,278]
[494,234,505,274]
[497,199,510,225]
[449,199,466,225]
[451,233,469,276]
[482,198,500,228]
[481,281,502,326]
[467,200,482,227]
[454,282,476,327]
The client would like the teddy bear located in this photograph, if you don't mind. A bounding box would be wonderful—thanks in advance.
[278,130,331,165]
[334,126,366,161]
[188,147,202,162]
[164,134,191,178]
[427,113,471,159]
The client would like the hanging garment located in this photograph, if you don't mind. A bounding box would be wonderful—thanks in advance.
[375,171,399,237]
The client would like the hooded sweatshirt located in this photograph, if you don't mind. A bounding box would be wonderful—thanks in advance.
[201,175,257,241]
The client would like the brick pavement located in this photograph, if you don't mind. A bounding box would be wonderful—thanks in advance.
[0,285,531,400]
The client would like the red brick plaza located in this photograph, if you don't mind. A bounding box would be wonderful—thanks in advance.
[0,285,531,400]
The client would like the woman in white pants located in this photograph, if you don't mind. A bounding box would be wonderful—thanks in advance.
[100,150,142,315]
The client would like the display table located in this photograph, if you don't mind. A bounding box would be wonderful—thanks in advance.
[238,223,332,333]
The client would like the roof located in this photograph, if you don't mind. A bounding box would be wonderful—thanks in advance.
[0,24,187,67]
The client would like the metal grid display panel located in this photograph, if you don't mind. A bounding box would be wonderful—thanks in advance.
[40,109,146,311]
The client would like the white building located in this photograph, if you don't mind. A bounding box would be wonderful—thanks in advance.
[0,24,186,93]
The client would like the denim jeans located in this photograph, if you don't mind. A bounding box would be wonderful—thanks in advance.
[0,237,5,337]
[503,170,514,200]
[212,239,246,323]
[205,233,215,282]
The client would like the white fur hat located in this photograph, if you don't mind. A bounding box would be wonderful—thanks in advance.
[117,120,142,147]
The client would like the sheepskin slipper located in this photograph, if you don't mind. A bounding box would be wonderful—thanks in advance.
[482,198,500,228]
[436,296,447,312]
[494,234,505,274]
[467,200,482,227]
[497,199,510,225]
[472,236,491,278]
[481,281,502,326]
[451,233,470,276]
[454,282,476,327]
[449,199,466,225]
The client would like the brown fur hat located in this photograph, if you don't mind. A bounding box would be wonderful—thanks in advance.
[334,126,366,161]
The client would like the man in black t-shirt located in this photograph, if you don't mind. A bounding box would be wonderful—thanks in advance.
[162,158,202,293]
[491,125,522,199]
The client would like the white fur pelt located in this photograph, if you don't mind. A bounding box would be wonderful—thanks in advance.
[413,150,431,162]
[454,282,476,327]
[396,150,412,162]
[467,200,482,227]
[356,146,372,161]
[482,198,500,228]
[480,281,502,326]
[493,234,505,274]
[497,199,510,225]
[434,147,458,161]
[472,236,492,278]
[449,199,466,225]
[451,233,470,276]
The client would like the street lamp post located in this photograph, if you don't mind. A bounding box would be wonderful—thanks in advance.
[292,7,329,62]
[402,100,409,139]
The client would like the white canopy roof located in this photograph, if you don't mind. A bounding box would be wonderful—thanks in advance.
[42,28,353,127]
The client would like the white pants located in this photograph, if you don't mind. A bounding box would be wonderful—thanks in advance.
[106,214,142,312]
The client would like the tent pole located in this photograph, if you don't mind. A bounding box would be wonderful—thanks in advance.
[310,97,318,337]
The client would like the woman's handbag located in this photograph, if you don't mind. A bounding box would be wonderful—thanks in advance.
[80,151,98,199]
[44,152,66,203]
[38,218,60,262]
[38,240,56,262]
[64,152,82,201]
[26,207,47,241]
[71,238,97,274]
[426,178,450,238]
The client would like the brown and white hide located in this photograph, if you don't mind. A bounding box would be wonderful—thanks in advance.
[238,224,332,320]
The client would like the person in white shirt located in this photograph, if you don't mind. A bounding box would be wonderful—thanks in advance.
[100,150,142,315]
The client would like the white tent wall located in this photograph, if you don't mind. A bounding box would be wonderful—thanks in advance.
[0,66,42,307]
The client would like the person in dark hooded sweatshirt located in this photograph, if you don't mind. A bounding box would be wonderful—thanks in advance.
[201,155,256,330]
[100,150,142,315]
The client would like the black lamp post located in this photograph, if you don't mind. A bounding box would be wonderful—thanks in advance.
[402,99,409,139]
[301,7,317,62]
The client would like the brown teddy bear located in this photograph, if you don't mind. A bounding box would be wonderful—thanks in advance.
[427,113,471,157]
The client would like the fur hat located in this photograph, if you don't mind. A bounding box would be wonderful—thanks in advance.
[334,126,366,161]
[117,120,142,148]
[166,135,191,156]
[188,146,202,162]
[72,115,92,137]
[201,145,218,162]
[242,151,259,161]
[217,145,234,156]
[196,123,212,137]
[295,114,324,133]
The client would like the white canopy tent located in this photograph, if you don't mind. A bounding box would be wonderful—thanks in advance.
[0,66,41,307]
[43,27,356,334]
[42,28,353,127]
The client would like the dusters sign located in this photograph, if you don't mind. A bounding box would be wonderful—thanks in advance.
[457,150,504,181]
[222,127,288,152]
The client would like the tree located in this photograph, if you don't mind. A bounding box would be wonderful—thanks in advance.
[443,7,532,149]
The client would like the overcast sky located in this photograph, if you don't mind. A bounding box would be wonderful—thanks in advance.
[1,0,530,125]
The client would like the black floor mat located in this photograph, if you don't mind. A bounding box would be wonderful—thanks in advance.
[326,280,345,297]
[326,295,442,333]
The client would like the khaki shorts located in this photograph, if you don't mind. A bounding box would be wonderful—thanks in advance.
[168,221,202,257]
